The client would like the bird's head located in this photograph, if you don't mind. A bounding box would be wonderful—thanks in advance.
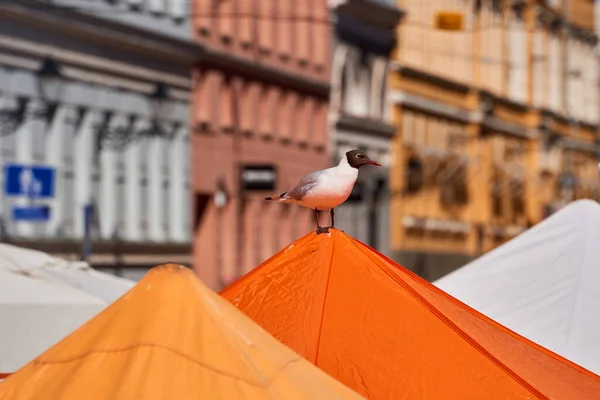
[346,150,381,169]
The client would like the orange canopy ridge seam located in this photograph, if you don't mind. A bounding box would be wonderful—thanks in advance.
[0,263,365,400]
[221,229,600,400]
[347,237,546,399]
[314,232,337,365]
[354,239,600,381]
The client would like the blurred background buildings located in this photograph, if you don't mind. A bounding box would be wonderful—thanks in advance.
[390,0,599,280]
[0,0,598,288]
[329,0,402,255]
[0,0,193,280]
[190,0,331,288]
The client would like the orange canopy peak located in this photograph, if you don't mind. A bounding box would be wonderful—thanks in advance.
[0,262,364,400]
[221,228,600,400]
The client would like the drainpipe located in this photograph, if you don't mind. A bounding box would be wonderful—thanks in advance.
[232,79,244,281]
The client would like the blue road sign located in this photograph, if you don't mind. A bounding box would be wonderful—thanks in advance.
[12,205,51,222]
[4,164,55,198]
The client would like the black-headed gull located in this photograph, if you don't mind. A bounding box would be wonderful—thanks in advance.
[265,149,381,234]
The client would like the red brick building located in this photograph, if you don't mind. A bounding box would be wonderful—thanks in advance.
[191,1,331,289]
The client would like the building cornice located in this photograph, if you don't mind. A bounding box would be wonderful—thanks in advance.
[566,23,598,46]
[388,90,473,124]
[391,90,599,145]
[539,108,597,131]
[200,52,330,97]
[335,113,395,139]
[335,14,396,56]
[562,139,600,155]
[536,2,597,42]
[391,66,600,133]
[333,1,404,57]
[3,238,192,256]
[393,65,472,94]
[480,116,535,139]
[0,0,204,65]
[332,0,405,29]
[479,90,531,113]
[1,0,331,97]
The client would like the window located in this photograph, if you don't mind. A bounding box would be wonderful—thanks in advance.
[508,9,527,102]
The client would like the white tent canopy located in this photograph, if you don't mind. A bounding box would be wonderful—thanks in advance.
[0,243,134,373]
[435,199,600,375]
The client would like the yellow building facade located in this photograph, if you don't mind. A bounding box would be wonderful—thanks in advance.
[389,0,599,280]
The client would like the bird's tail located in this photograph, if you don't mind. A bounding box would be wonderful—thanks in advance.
[265,191,292,202]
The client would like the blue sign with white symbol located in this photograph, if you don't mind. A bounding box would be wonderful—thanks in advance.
[4,164,55,198]
[12,205,51,222]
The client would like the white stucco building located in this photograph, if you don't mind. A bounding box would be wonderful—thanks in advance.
[328,0,403,254]
[0,0,200,280]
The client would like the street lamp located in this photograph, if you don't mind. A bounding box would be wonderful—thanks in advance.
[0,57,64,135]
[95,111,137,151]
[150,82,171,122]
[94,82,180,150]
[37,57,64,102]
[34,57,64,120]
[146,82,179,138]
[0,97,27,136]
[214,177,229,209]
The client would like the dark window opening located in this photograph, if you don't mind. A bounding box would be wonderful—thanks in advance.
[193,192,211,233]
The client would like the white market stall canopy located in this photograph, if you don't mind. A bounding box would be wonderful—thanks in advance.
[0,243,134,373]
[434,199,600,375]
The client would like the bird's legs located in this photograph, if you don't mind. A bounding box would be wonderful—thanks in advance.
[330,208,344,232]
[315,208,329,234]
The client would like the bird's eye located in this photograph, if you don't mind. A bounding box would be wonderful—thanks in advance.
[357,154,364,158]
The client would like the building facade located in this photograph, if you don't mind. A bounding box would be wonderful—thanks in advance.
[389,0,599,281]
[329,0,403,255]
[0,0,196,280]
[191,0,331,290]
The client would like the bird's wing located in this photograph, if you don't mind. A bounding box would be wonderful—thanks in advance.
[285,170,323,200]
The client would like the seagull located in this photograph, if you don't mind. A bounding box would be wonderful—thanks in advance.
[265,149,381,234]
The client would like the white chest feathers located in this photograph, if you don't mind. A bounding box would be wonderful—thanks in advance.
[297,160,358,210]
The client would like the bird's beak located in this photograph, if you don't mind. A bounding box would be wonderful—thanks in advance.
[366,159,382,167]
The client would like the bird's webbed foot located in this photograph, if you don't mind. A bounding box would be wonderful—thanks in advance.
[316,226,330,235]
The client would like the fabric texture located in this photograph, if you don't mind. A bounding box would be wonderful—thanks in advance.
[0,242,134,302]
[0,264,364,400]
[221,229,600,400]
[0,243,133,373]
[435,199,600,375]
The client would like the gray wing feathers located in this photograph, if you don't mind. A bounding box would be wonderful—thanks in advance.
[285,172,320,200]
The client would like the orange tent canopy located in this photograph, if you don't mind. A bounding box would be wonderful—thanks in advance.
[0,264,364,400]
[221,229,600,400]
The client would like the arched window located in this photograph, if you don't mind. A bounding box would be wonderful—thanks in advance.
[342,48,371,116]
[370,57,388,120]
[330,44,350,114]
